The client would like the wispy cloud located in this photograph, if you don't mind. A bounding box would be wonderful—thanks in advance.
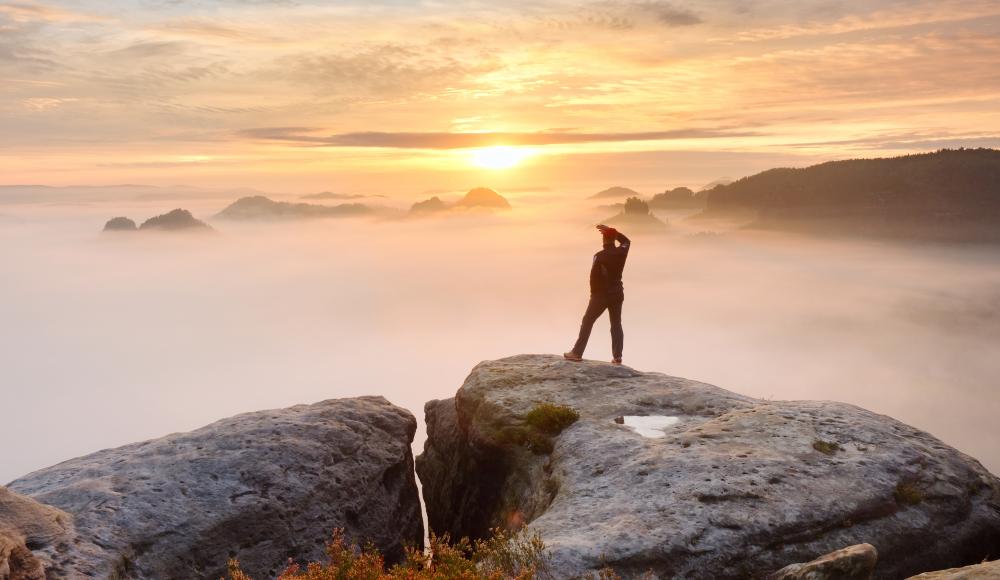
[784,131,1000,151]
[719,0,1000,43]
[542,0,702,31]
[1,0,998,187]
[0,2,108,24]
[237,127,758,148]
[273,43,502,96]
[634,1,702,27]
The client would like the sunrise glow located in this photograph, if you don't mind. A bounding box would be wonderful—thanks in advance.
[4,0,998,191]
[470,146,534,170]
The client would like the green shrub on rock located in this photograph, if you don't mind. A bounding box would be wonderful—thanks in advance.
[812,440,841,455]
[525,404,580,435]
[894,481,924,505]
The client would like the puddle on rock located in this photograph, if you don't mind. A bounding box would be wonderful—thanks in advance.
[616,415,680,438]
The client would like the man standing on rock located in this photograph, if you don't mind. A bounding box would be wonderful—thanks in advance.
[565,224,630,365]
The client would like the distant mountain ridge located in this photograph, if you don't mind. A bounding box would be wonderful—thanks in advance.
[215,196,372,220]
[589,186,641,200]
[649,187,706,210]
[102,208,213,233]
[300,192,385,201]
[409,187,511,215]
[696,148,1000,242]
[454,187,510,209]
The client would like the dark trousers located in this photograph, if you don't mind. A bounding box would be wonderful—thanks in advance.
[572,293,624,358]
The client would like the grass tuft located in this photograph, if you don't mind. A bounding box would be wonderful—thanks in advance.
[894,481,924,505]
[812,440,841,455]
[525,404,580,435]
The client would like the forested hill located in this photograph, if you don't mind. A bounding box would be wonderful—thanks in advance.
[696,148,1000,241]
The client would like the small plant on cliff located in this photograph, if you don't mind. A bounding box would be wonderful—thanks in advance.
[474,527,549,578]
[894,481,924,505]
[525,403,580,435]
[812,439,841,455]
[226,527,550,580]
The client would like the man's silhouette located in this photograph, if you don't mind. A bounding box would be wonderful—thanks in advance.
[565,224,630,364]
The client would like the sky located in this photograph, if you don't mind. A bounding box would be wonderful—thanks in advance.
[3,0,1000,193]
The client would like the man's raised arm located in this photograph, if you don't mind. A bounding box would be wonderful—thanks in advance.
[615,230,630,250]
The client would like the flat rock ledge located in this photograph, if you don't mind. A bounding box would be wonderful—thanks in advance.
[416,354,1000,579]
[908,559,1000,579]
[4,396,423,579]
[768,543,878,579]
[771,544,1000,580]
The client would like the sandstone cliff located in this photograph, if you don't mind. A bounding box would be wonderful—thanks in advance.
[417,355,1000,579]
[4,396,423,579]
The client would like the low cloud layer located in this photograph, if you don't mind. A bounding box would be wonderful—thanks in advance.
[1,194,999,484]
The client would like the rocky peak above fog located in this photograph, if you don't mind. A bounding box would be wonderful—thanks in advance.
[101,209,212,233]
[590,186,641,200]
[408,187,512,216]
[215,195,372,220]
[102,216,137,231]
[139,208,212,231]
[417,354,1000,579]
[604,196,668,231]
[454,187,511,209]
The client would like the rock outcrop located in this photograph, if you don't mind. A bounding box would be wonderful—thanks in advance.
[417,355,1000,579]
[769,545,1000,580]
[604,196,667,231]
[768,543,878,580]
[138,208,213,231]
[648,187,706,211]
[454,187,511,210]
[589,186,641,200]
[907,559,1000,579]
[101,210,211,234]
[102,216,137,232]
[215,196,372,220]
[8,396,423,579]
[410,196,448,214]
[407,188,511,216]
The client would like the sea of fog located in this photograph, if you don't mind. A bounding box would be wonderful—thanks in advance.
[2,191,999,483]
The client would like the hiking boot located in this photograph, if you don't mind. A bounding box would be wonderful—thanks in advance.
[611,358,623,365]
[563,351,583,361]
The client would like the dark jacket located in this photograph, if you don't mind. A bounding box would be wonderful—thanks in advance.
[589,231,630,296]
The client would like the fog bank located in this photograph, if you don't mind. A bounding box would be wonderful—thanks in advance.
[2,195,998,482]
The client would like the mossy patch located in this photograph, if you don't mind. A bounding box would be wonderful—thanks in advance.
[894,481,924,505]
[812,439,841,455]
[487,403,579,455]
[525,403,580,435]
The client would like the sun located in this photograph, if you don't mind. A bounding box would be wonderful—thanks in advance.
[470,146,533,170]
